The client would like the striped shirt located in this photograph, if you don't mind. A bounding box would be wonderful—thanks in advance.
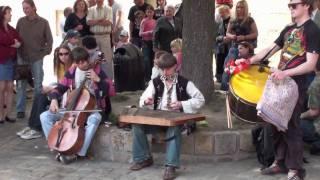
[87,5,113,34]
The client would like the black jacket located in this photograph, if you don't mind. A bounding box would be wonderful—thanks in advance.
[153,16,182,52]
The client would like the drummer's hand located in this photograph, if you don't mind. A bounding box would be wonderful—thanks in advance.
[271,70,288,80]
[49,99,59,113]
[235,58,249,65]
[169,101,182,110]
[144,97,154,105]
[86,69,101,82]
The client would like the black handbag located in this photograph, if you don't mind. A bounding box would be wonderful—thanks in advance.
[14,64,32,80]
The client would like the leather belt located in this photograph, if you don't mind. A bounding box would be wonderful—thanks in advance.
[94,32,110,35]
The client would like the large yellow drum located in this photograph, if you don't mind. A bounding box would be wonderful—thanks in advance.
[228,65,270,123]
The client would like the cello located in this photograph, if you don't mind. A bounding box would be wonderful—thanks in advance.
[47,54,104,155]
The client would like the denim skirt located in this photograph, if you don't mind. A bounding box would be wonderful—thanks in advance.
[0,60,14,80]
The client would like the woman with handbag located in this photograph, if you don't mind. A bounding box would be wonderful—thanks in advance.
[0,6,22,124]
[17,45,73,139]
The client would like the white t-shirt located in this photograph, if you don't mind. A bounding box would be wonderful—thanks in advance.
[111,2,123,28]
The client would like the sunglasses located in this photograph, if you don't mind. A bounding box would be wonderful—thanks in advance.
[288,2,305,9]
[58,52,69,56]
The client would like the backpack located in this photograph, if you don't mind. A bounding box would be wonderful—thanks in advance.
[251,123,275,169]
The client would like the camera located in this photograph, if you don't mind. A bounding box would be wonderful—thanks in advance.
[97,51,104,59]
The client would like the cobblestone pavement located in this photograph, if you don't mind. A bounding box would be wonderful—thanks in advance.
[0,118,320,180]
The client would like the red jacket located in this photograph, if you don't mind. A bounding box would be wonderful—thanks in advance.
[216,0,233,5]
[0,25,21,64]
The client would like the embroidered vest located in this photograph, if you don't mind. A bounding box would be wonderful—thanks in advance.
[152,75,190,111]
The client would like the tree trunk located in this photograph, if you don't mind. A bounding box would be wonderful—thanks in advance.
[181,0,215,102]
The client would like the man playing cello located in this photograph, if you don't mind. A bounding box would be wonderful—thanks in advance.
[40,47,110,164]
[236,0,320,179]
[129,53,205,180]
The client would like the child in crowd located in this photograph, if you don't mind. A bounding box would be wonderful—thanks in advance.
[222,41,254,90]
[115,30,129,49]
[134,10,145,37]
[140,5,156,82]
[170,38,183,73]
[151,50,167,79]
[63,29,80,50]
[237,41,254,59]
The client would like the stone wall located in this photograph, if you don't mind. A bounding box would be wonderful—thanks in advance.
[90,126,256,163]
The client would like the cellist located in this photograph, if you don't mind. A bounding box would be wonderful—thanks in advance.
[40,47,110,164]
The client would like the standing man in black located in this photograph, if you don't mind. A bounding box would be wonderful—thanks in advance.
[128,0,150,48]
[153,5,182,53]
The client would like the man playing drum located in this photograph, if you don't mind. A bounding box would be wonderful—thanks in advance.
[129,53,205,180]
[237,0,320,179]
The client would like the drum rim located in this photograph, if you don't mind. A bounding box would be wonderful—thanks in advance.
[229,108,258,124]
[229,64,270,105]
[228,85,257,107]
[227,91,260,123]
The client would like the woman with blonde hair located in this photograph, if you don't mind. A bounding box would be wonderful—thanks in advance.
[17,45,73,139]
[221,0,258,90]
[226,0,258,47]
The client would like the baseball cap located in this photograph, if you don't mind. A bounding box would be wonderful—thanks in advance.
[66,29,80,39]
[119,29,128,37]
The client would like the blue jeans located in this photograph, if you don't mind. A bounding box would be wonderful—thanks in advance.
[16,59,44,113]
[40,110,101,156]
[300,118,320,149]
[221,47,239,91]
[132,125,182,167]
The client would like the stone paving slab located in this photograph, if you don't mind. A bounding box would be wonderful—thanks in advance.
[1,119,320,180]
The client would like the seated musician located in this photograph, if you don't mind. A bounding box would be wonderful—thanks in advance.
[40,47,110,164]
[300,71,320,155]
[129,53,205,180]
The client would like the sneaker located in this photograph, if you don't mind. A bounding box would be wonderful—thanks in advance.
[261,161,288,175]
[16,127,31,136]
[59,154,78,165]
[17,112,25,119]
[20,129,42,140]
[129,157,153,171]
